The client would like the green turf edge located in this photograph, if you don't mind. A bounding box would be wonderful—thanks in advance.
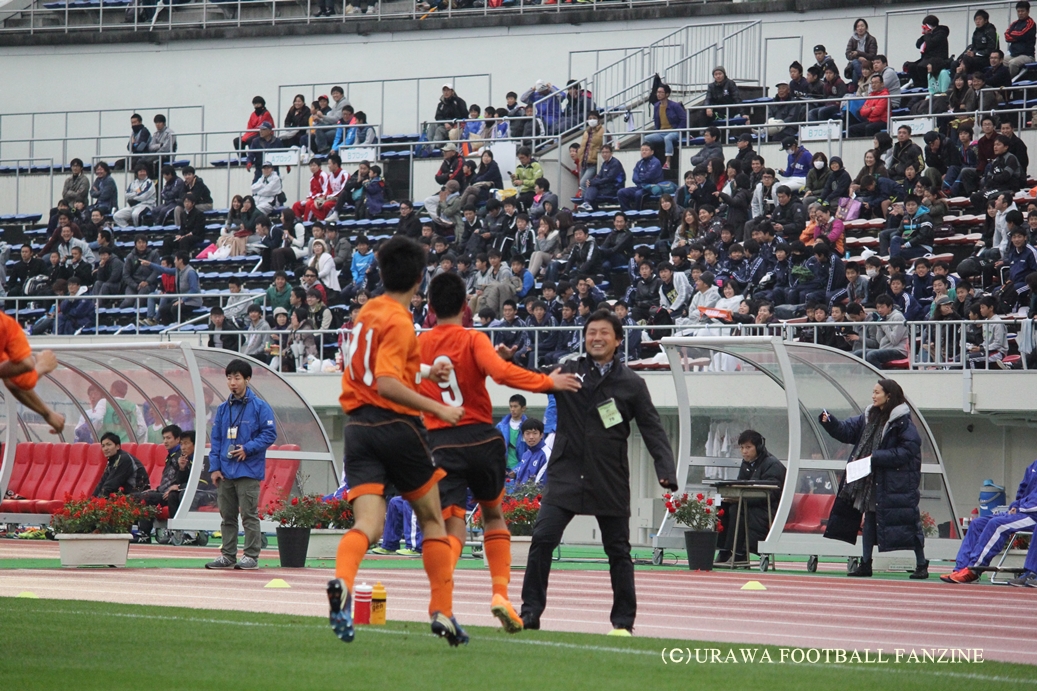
[0,598,1031,691]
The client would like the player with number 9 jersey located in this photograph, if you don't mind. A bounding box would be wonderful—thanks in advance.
[418,325,555,431]
[339,295,423,417]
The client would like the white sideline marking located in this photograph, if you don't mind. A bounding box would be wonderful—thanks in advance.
[9,607,1033,683]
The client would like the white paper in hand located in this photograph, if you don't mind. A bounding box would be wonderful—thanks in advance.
[845,456,872,484]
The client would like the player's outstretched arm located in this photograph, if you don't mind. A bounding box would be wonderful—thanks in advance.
[0,356,35,380]
[478,335,579,394]
[4,380,65,434]
[377,376,464,425]
[34,350,59,376]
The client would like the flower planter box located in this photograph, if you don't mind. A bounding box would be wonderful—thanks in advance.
[684,530,719,571]
[57,533,132,568]
[482,535,533,569]
[306,529,348,560]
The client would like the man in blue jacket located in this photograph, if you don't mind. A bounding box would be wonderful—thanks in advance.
[496,394,528,475]
[581,144,625,211]
[942,457,1037,584]
[779,137,813,192]
[205,359,278,570]
[618,144,664,212]
[645,84,687,171]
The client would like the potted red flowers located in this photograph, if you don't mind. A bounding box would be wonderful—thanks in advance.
[265,494,326,567]
[665,492,724,571]
[306,497,355,560]
[50,494,160,567]
[475,481,541,567]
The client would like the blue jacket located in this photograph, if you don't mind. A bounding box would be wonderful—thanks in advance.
[515,268,535,299]
[208,388,278,480]
[351,249,375,287]
[1004,242,1037,287]
[59,297,95,334]
[1010,459,1037,513]
[544,395,557,434]
[784,147,813,178]
[631,156,663,187]
[892,290,926,321]
[496,414,528,467]
[653,100,687,131]
[364,177,385,216]
[909,272,934,307]
[589,157,625,194]
[514,439,549,486]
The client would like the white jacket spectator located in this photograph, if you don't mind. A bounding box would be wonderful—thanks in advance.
[58,236,95,265]
[113,173,156,227]
[309,239,340,292]
[659,270,692,313]
[687,283,721,322]
[877,308,908,353]
[251,169,283,214]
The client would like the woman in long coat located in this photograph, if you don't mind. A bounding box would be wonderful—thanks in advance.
[820,378,929,579]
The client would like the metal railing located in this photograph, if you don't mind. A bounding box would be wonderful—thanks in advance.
[0,0,723,34]
[4,290,267,335]
[0,157,55,214]
[150,317,1037,373]
[882,2,1023,60]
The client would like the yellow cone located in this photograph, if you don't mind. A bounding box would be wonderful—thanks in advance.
[16,591,39,598]
[264,578,291,589]
[741,581,767,591]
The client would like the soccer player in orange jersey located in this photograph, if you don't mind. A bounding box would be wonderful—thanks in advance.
[330,236,467,646]
[419,273,581,633]
[0,312,64,434]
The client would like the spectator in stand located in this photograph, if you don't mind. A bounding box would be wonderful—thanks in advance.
[890,195,934,260]
[809,64,847,121]
[527,178,558,224]
[126,113,151,171]
[146,114,177,178]
[514,102,547,150]
[561,80,597,133]
[645,83,687,171]
[459,150,504,208]
[435,142,464,188]
[282,94,311,148]
[889,125,924,182]
[89,162,117,215]
[429,83,468,142]
[967,297,1010,369]
[788,61,810,97]
[113,165,156,227]
[57,276,95,334]
[247,123,285,182]
[7,245,45,297]
[178,167,212,224]
[574,111,604,192]
[91,246,124,302]
[847,73,890,138]
[166,193,206,254]
[294,158,332,221]
[395,200,421,240]
[956,10,1000,77]
[152,165,185,225]
[778,137,812,192]
[251,162,282,215]
[858,295,908,368]
[872,55,902,107]
[1005,1,1037,77]
[845,18,879,86]
[618,143,665,212]
[521,80,564,135]
[598,212,635,276]
[120,234,159,308]
[62,158,90,207]
[234,96,275,151]
[904,15,950,88]
[1000,121,1029,178]
[689,126,724,167]
[144,251,202,326]
[767,82,803,141]
[309,238,341,292]
[57,224,95,265]
[984,50,1013,90]
[208,306,241,352]
[580,143,624,212]
[511,146,544,210]
[691,66,741,129]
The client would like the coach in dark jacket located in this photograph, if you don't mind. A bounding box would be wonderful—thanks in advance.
[716,430,786,562]
[820,378,929,579]
[521,310,678,634]
[93,432,149,497]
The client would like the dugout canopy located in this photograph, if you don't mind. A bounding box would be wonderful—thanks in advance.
[0,343,338,530]
[654,336,961,562]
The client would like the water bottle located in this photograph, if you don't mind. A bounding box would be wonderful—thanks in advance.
[353,582,373,625]
[370,582,387,625]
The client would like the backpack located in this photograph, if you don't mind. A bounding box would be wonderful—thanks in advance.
[129,455,152,493]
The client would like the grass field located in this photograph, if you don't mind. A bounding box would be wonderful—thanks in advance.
[1,598,1032,691]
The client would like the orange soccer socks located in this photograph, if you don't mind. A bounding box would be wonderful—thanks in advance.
[483,529,512,599]
[422,536,456,617]
[334,528,370,590]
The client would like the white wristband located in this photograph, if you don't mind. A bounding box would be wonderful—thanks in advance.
[419,363,432,381]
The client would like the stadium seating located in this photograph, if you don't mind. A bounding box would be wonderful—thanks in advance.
[783,492,836,533]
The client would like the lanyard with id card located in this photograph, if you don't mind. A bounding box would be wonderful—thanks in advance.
[597,398,623,429]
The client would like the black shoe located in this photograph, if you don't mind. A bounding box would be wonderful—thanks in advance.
[132,535,151,544]
[848,560,873,577]
[521,615,540,630]
[715,550,733,563]
[909,560,930,580]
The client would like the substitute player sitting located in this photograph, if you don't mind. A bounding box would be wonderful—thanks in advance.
[0,312,65,434]
[330,236,467,647]
[419,272,581,633]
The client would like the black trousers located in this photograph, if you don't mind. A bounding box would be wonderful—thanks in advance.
[135,489,181,535]
[520,502,636,630]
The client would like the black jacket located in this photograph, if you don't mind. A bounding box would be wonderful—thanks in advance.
[93,450,148,497]
[890,141,924,180]
[179,206,208,244]
[184,177,213,206]
[7,257,46,296]
[820,403,924,552]
[156,446,191,494]
[915,25,950,62]
[734,451,787,551]
[396,213,422,240]
[434,95,469,123]
[543,354,677,516]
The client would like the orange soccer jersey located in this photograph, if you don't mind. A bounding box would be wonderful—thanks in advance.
[339,295,422,417]
[0,312,38,391]
[418,323,554,431]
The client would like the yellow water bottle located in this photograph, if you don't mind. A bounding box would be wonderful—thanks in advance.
[370,581,387,625]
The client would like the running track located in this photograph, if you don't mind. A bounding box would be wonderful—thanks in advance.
[1,542,1034,664]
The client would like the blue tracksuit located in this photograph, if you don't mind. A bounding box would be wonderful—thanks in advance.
[955,459,1037,570]
[496,414,528,469]
[513,439,549,486]
[381,496,422,552]
[208,388,278,480]
[783,147,813,178]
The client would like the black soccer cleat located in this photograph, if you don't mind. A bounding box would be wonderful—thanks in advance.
[430,611,469,647]
[327,578,355,643]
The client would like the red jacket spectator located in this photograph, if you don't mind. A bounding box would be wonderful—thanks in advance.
[242,107,275,147]
[859,88,889,123]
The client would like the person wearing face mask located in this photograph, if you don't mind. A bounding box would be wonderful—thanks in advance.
[234,96,275,151]
[801,153,831,207]
[576,111,604,193]
[126,113,151,172]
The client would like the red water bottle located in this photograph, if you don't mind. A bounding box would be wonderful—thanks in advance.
[353,583,372,625]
